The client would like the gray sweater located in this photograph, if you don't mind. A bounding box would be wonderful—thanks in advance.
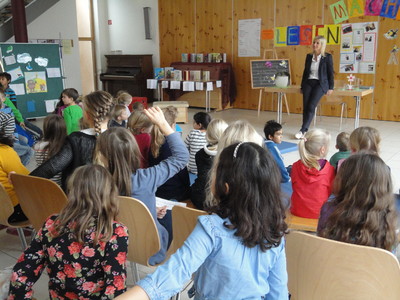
[131,132,189,264]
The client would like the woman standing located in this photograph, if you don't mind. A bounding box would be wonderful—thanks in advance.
[295,36,334,139]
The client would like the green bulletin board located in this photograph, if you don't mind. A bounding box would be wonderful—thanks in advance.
[0,43,64,118]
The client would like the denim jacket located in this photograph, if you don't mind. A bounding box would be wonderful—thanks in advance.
[138,215,288,300]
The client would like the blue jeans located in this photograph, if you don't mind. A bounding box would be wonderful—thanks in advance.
[13,142,34,166]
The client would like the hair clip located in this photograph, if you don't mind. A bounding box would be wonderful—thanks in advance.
[233,142,244,158]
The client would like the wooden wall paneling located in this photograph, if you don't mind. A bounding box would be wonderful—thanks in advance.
[158,0,196,67]
[275,0,324,116]
[232,0,275,111]
[372,17,400,121]
[196,0,233,57]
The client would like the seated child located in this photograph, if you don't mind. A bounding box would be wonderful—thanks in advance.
[318,152,396,251]
[291,129,335,219]
[8,165,129,299]
[109,104,129,128]
[116,91,133,117]
[127,110,153,168]
[329,132,351,169]
[0,72,42,139]
[132,101,144,112]
[149,106,190,202]
[185,112,211,176]
[264,120,290,183]
[115,143,288,300]
[34,115,67,186]
[191,118,228,210]
[0,131,29,222]
[61,88,83,134]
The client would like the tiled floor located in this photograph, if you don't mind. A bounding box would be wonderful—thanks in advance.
[1,108,399,299]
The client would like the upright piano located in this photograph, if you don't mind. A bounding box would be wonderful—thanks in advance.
[100,54,153,101]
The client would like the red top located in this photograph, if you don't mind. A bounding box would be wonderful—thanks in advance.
[290,159,335,219]
[134,133,151,168]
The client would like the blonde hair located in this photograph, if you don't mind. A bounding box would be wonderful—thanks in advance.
[298,129,330,169]
[314,35,327,56]
[111,104,126,120]
[150,106,178,158]
[127,110,152,135]
[95,128,141,196]
[349,126,380,154]
[217,120,264,155]
[53,165,119,244]
[206,119,228,152]
[116,91,132,106]
[83,91,114,136]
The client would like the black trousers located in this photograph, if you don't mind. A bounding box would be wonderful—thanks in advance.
[301,79,325,133]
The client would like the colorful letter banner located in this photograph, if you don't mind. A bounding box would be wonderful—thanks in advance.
[347,0,365,17]
[330,0,350,24]
[365,0,383,15]
[274,27,287,47]
[380,0,400,18]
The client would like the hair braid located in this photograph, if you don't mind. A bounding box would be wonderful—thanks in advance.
[83,91,114,137]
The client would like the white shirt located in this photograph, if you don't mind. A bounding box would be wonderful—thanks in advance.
[308,54,321,80]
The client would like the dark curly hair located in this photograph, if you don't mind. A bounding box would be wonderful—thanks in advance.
[208,142,288,251]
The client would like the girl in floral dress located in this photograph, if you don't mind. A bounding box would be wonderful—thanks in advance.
[8,165,129,299]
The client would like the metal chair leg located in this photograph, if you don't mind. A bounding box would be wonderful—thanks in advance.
[16,228,28,250]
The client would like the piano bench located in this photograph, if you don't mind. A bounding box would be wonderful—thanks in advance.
[153,101,189,123]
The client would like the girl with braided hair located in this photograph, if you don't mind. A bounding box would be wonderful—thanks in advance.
[30,91,114,190]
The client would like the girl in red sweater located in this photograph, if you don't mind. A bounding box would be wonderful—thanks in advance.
[290,128,335,219]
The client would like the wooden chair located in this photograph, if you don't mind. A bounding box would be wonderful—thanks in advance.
[314,80,348,130]
[286,231,400,300]
[117,196,161,282]
[10,174,68,232]
[170,205,207,253]
[286,211,318,232]
[0,183,31,250]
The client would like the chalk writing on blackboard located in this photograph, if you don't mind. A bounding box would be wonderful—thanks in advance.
[250,59,291,88]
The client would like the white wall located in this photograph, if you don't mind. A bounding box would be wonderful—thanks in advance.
[8,0,82,92]
[95,0,160,73]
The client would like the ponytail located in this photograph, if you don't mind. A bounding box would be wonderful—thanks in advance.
[298,129,331,170]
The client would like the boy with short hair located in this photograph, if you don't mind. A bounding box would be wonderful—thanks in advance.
[329,132,351,169]
[0,72,17,107]
[109,104,129,128]
[263,120,290,183]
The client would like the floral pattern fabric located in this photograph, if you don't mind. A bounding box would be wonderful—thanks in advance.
[8,215,129,299]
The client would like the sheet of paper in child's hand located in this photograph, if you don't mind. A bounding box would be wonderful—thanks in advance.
[156,197,187,210]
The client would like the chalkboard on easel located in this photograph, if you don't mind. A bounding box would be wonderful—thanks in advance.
[0,43,64,118]
[250,59,291,89]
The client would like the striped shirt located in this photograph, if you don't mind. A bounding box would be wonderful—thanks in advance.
[5,87,17,108]
[33,141,62,186]
[184,129,207,174]
[0,111,15,138]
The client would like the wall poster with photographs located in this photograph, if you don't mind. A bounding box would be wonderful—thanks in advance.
[339,22,378,74]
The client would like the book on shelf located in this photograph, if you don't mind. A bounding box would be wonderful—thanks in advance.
[173,70,182,81]
[164,67,174,79]
[202,70,210,81]
[154,68,164,80]
[189,70,201,81]
[181,53,188,62]
[196,54,204,63]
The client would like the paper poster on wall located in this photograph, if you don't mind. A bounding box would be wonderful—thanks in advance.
[26,100,36,112]
[9,83,25,96]
[238,19,261,57]
[44,99,59,113]
[363,32,376,61]
[8,66,24,82]
[388,45,399,64]
[340,22,378,73]
[34,57,48,67]
[4,55,16,65]
[46,67,61,78]
[17,53,32,64]
[25,72,47,94]
[384,29,398,40]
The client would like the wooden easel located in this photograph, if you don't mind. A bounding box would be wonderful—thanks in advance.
[257,49,290,118]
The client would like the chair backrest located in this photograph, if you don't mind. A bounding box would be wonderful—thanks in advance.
[286,211,318,232]
[286,231,400,300]
[170,205,207,253]
[117,196,160,266]
[0,183,15,226]
[10,173,68,231]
